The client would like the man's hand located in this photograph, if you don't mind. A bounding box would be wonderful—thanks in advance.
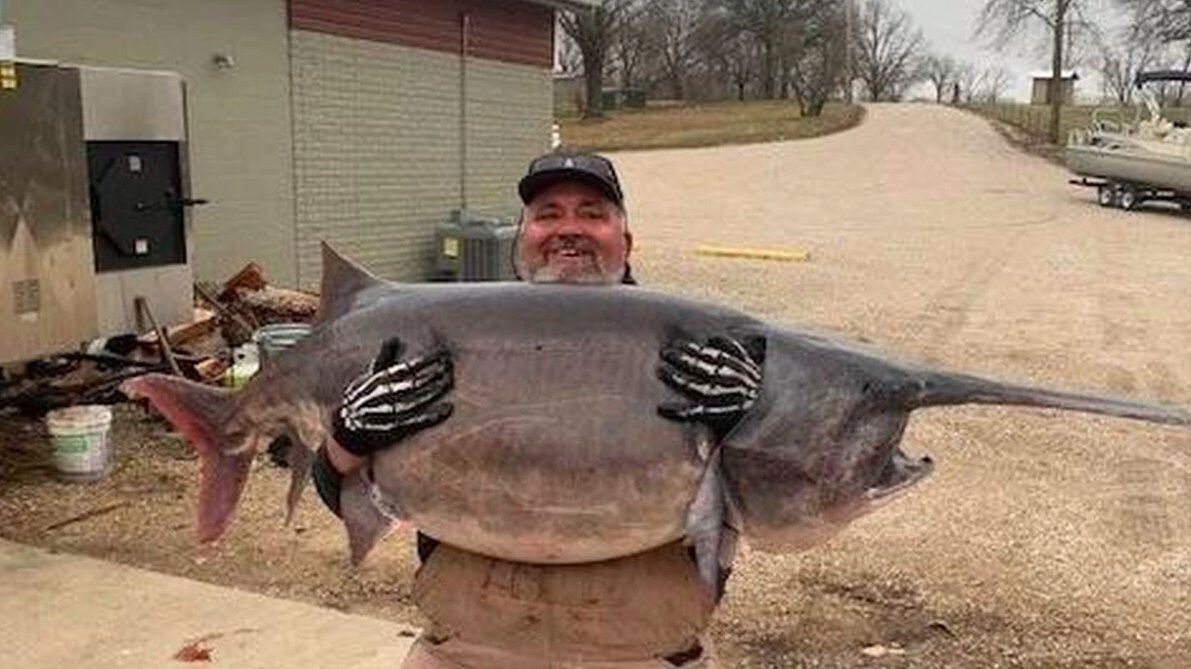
[333,337,455,456]
[315,337,454,518]
[657,334,765,441]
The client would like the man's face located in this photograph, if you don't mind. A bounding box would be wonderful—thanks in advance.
[514,181,633,284]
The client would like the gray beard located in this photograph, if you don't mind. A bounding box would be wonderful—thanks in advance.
[514,253,624,285]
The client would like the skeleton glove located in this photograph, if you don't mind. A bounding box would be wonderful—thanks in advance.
[331,336,455,456]
[657,334,766,441]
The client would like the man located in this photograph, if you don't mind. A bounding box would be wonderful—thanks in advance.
[313,151,763,668]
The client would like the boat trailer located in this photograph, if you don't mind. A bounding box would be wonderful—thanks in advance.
[1069,177,1191,212]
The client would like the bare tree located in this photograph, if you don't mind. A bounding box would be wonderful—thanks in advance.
[693,13,761,101]
[560,0,635,119]
[925,54,959,103]
[788,0,850,115]
[645,0,708,100]
[1099,26,1163,104]
[956,62,985,103]
[712,0,799,99]
[853,0,927,101]
[1116,0,1191,42]
[557,21,584,75]
[979,65,1013,102]
[977,0,1083,142]
[609,5,654,89]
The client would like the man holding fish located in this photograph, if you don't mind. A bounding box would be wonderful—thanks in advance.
[312,151,763,668]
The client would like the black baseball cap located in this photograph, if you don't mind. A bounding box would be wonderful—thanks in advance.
[518,150,625,208]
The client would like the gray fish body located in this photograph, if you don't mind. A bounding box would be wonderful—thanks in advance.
[261,282,757,563]
[123,244,1191,572]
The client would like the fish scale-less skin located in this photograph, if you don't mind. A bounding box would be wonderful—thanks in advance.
[334,284,750,564]
[122,246,1191,576]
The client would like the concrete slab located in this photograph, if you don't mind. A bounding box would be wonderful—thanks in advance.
[0,538,417,668]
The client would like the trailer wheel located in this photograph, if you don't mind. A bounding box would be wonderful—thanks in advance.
[1118,185,1140,211]
[1097,184,1117,207]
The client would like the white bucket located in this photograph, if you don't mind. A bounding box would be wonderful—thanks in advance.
[45,405,114,482]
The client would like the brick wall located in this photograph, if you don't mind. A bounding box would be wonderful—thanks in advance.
[291,30,551,287]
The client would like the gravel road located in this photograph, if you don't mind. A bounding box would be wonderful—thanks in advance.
[615,103,1191,668]
[2,103,1188,668]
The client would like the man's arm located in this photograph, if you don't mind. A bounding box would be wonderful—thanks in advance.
[312,336,454,517]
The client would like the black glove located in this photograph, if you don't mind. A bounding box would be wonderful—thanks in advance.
[332,336,455,456]
[315,337,454,518]
[657,334,765,441]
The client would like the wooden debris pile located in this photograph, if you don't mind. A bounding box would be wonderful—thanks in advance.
[0,262,319,415]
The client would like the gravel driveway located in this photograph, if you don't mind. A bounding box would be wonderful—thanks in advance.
[3,104,1187,669]
[612,103,1191,668]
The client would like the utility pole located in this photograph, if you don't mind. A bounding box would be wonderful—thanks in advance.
[0,0,15,62]
[844,0,854,103]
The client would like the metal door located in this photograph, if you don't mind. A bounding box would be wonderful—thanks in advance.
[87,141,187,272]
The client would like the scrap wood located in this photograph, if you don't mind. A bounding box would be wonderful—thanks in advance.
[194,282,256,343]
[216,261,267,302]
[42,502,129,532]
[137,308,217,347]
[236,286,319,324]
[135,297,183,377]
[2,365,168,415]
[195,358,229,383]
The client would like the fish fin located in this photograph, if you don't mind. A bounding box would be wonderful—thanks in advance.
[340,468,400,566]
[912,370,1191,426]
[121,373,252,545]
[284,442,315,525]
[684,447,725,600]
[315,241,390,324]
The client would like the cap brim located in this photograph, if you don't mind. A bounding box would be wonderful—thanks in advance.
[518,169,622,206]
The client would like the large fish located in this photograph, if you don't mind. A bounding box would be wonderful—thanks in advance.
[122,244,1191,588]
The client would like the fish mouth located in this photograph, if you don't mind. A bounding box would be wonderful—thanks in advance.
[864,449,934,503]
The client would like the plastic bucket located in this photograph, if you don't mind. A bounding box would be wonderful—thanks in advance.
[252,323,313,364]
[45,405,113,482]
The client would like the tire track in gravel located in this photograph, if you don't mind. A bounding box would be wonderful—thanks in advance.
[912,230,1023,359]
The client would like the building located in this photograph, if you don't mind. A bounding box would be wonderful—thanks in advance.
[4,0,594,288]
[1030,70,1079,106]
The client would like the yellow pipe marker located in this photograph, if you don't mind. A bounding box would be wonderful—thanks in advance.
[694,244,810,262]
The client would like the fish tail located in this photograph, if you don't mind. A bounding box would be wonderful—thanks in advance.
[910,370,1191,426]
[122,373,254,545]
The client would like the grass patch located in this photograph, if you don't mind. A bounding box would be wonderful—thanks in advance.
[558,100,865,152]
[963,102,1191,147]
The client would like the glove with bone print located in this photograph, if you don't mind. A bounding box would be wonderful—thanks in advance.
[656,334,766,441]
[332,337,455,456]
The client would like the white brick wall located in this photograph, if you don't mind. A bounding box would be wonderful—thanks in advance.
[291,30,552,287]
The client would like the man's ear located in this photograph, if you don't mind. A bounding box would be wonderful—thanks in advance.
[623,230,634,258]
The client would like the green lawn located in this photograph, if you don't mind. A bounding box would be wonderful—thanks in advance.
[558,100,865,152]
[964,102,1191,146]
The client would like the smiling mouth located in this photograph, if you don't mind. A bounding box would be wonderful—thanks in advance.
[865,449,934,502]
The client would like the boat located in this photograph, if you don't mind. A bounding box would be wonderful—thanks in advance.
[1066,70,1191,210]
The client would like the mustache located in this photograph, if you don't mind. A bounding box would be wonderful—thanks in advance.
[543,235,597,253]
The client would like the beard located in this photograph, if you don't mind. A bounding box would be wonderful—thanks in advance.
[514,235,624,285]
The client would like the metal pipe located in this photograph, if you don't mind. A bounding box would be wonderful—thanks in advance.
[459,11,470,212]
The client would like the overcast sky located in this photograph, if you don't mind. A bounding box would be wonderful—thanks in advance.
[899,0,1126,102]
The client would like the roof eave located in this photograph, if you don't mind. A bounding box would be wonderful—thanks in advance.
[523,0,601,11]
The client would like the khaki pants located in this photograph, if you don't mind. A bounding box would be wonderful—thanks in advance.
[403,541,718,669]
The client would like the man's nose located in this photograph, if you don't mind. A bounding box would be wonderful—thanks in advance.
[553,213,586,235]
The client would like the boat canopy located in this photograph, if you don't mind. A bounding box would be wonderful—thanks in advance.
[1134,70,1191,87]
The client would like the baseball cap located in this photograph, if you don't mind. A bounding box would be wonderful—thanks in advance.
[518,151,625,208]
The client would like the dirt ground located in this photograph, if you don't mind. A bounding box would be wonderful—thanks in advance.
[3,103,1190,668]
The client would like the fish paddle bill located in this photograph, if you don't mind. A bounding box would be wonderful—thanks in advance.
[121,374,253,548]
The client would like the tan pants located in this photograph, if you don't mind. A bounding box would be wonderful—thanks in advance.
[403,541,719,669]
